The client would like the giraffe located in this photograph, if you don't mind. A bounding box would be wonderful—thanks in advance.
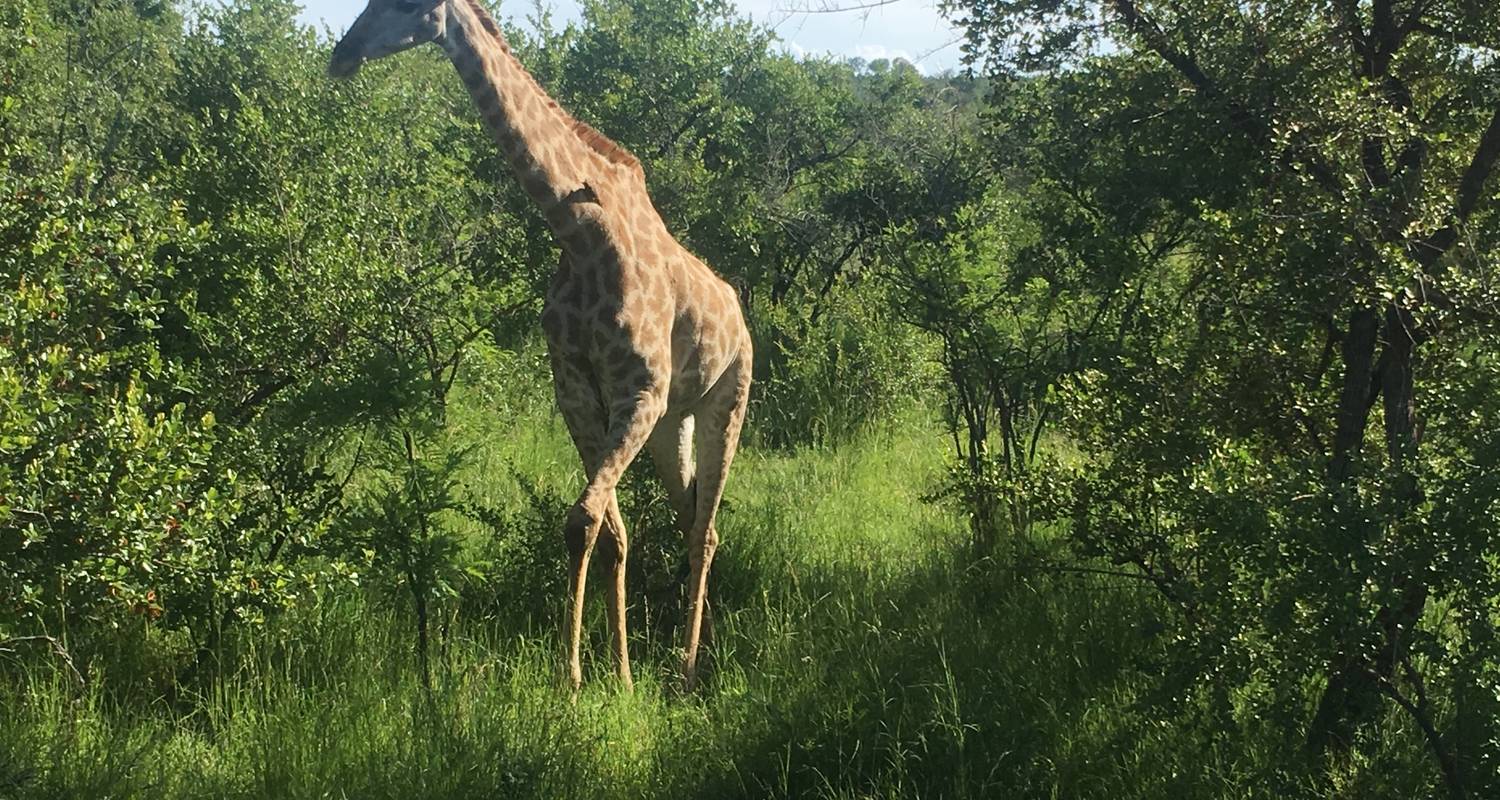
[329,0,751,692]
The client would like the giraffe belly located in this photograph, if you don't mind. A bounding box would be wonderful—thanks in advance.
[543,247,747,417]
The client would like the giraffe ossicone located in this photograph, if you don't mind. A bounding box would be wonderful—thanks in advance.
[330,0,752,692]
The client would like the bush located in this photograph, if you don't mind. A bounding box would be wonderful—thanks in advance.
[749,286,939,450]
[0,0,526,649]
[0,155,265,635]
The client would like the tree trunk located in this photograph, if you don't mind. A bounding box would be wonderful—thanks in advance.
[1327,306,1380,486]
[1309,302,1431,758]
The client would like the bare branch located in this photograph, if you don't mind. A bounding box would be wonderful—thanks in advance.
[0,636,85,688]
[778,0,904,14]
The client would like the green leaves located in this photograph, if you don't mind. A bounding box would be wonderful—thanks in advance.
[948,0,1500,788]
[0,0,528,644]
[0,162,225,633]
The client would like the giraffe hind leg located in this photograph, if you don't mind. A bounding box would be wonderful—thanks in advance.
[646,413,697,535]
[681,359,750,691]
[645,413,699,643]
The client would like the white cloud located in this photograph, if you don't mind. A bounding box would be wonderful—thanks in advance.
[751,1,962,71]
[774,39,812,59]
[851,43,918,64]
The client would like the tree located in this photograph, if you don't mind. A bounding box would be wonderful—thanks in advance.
[949,0,1500,792]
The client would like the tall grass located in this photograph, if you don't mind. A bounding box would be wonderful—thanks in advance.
[0,391,1435,798]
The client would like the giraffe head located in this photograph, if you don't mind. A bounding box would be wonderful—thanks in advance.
[328,0,451,78]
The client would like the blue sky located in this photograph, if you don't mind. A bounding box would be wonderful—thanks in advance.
[296,0,967,73]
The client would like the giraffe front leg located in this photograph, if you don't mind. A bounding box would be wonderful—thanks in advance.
[598,492,634,690]
[562,378,665,691]
[551,353,612,693]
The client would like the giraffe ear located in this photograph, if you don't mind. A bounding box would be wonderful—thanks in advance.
[392,0,442,14]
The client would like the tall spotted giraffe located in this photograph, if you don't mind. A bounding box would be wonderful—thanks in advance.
[330,0,752,691]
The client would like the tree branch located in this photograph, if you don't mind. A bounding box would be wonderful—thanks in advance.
[1377,657,1466,799]
[1108,0,1236,119]
[0,636,85,687]
[1107,0,1346,193]
[1452,105,1500,223]
[1413,104,1500,266]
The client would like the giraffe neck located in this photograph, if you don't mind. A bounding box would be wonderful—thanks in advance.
[440,0,634,219]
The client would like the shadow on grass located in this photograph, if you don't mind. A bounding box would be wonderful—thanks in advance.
[665,538,1178,800]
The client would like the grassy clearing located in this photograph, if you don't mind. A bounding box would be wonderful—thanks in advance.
[0,393,1426,798]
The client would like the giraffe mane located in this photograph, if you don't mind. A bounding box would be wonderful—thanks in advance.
[461,0,645,180]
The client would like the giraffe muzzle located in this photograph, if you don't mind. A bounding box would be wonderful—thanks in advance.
[327,39,364,78]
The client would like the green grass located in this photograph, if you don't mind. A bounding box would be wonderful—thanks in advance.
[0,394,1438,799]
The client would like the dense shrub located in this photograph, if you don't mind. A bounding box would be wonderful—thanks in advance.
[750,287,939,450]
[0,0,528,642]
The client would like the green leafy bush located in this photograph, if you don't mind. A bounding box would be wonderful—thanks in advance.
[0,160,231,633]
[750,287,938,450]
